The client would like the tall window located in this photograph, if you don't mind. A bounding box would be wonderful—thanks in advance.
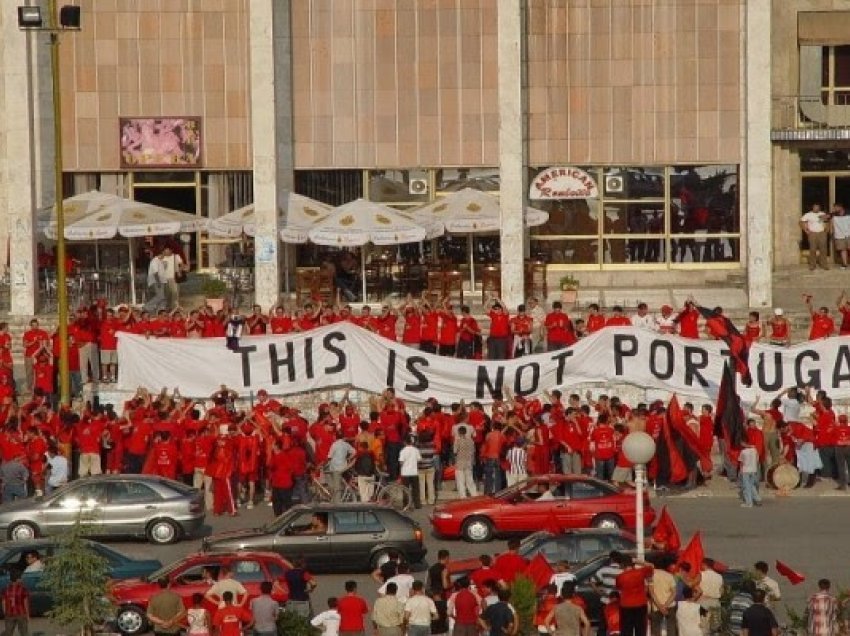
[821,45,850,106]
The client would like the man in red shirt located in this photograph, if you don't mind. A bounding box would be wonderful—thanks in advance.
[420,302,440,354]
[75,415,105,477]
[480,422,506,495]
[487,299,511,360]
[98,308,120,383]
[438,303,459,356]
[457,305,481,359]
[493,538,529,586]
[376,305,399,341]
[337,580,369,635]
[676,301,700,339]
[1,569,30,635]
[585,304,606,333]
[452,577,481,633]
[605,306,632,327]
[510,305,534,357]
[401,304,422,349]
[22,319,50,394]
[544,302,576,351]
[616,555,653,636]
[213,591,253,636]
[806,296,835,340]
[590,417,617,481]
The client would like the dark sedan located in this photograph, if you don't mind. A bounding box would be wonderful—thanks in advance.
[202,503,427,572]
[0,539,162,617]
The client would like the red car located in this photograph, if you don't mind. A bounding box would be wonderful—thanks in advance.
[430,474,655,543]
[110,551,291,636]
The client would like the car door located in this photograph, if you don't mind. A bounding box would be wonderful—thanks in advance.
[497,480,557,533]
[563,480,609,527]
[104,480,162,536]
[329,510,386,569]
[42,482,107,534]
[271,510,331,571]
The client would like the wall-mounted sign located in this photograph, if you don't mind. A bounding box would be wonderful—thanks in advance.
[120,117,202,169]
[529,167,599,200]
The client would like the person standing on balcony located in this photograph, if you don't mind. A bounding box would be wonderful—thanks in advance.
[800,203,831,271]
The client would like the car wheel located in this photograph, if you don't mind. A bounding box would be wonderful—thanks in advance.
[370,548,395,571]
[462,517,494,543]
[146,519,180,545]
[591,514,624,530]
[8,522,38,541]
[115,604,147,636]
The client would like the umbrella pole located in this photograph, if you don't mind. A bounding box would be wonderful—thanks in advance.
[361,246,367,303]
[468,234,475,292]
[128,238,137,306]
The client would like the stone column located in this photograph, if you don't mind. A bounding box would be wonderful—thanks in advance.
[744,0,772,309]
[497,0,527,310]
[250,0,295,308]
[2,11,37,316]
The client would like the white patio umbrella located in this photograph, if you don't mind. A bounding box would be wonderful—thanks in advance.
[209,193,332,293]
[42,190,207,304]
[412,187,549,289]
[307,198,443,301]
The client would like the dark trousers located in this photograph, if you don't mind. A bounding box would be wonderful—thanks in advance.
[820,445,838,480]
[621,605,648,636]
[386,442,403,481]
[487,336,509,360]
[403,475,421,509]
[125,453,145,474]
[650,607,677,636]
[836,445,850,486]
[272,487,293,517]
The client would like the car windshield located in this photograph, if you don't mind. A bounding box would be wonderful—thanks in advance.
[518,532,551,558]
[261,507,300,533]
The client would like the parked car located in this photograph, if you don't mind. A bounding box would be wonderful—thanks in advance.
[571,551,744,627]
[110,551,291,636]
[447,529,639,580]
[430,475,655,542]
[0,538,162,617]
[0,475,205,545]
[202,503,427,572]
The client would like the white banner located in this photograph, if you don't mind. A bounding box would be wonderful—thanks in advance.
[116,326,850,403]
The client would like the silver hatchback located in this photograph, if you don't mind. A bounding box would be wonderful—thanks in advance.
[0,475,205,545]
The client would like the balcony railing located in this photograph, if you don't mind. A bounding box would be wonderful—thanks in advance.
[772,95,850,141]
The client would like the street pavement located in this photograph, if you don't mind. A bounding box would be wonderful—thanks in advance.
[30,494,850,635]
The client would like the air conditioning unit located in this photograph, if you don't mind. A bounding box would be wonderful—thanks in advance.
[409,178,429,195]
[605,174,625,194]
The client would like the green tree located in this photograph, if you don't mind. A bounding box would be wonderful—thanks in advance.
[39,518,114,636]
[510,575,539,635]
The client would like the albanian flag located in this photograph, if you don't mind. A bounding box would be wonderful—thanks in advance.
[775,560,806,585]
[678,532,705,575]
[651,505,681,553]
[668,396,713,474]
[663,410,688,484]
[714,361,747,460]
[697,305,752,386]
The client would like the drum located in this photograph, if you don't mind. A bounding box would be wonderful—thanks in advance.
[767,463,800,490]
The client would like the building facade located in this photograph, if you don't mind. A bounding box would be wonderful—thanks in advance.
[0,0,845,315]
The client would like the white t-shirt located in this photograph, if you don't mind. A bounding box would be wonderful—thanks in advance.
[311,609,341,636]
[801,210,827,233]
[631,313,658,331]
[780,398,802,423]
[676,600,704,636]
[550,572,576,591]
[404,594,438,626]
[739,447,759,474]
[380,573,415,602]
[47,455,69,487]
[398,445,422,477]
[700,568,724,602]
[833,214,850,240]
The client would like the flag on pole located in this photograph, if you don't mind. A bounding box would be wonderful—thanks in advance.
[678,532,705,575]
[668,395,713,474]
[698,305,752,386]
[714,361,747,461]
[775,560,806,585]
[523,553,556,589]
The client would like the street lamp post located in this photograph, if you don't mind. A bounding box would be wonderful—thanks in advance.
[622,430,657,562]
[18,1,81,405]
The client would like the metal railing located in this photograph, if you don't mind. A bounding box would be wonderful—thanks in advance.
[773,94,850,136]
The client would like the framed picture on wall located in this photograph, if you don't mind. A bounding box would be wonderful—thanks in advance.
[119,117,203,169]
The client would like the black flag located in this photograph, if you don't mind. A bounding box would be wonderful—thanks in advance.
[714,361,746,456]
[697,305,752,386]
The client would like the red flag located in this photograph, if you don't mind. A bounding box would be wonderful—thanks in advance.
[668,396,713,474]
[678,532,704,575]
[775,560,806,585]
[697,305,752,386]
[523,553,555,590]
[651,506,681,553]
[663,411,688,483]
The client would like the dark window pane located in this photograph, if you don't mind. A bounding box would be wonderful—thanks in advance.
[530,239,599,265]
[834,46,850,86]
[823,46,831,86]
[602,168,665,199]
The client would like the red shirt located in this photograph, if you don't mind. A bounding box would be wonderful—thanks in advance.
[770,319,789,341]
[810,314,835,340]
[605,316,631,327]
[377,315,398,341]
[492,552,529,584]
[453,588,480,625]
[615,566,652,608]
[677,308,700,339]
[22,328,50,358]
[421,311,439,342]
[545,312,575,345]
[488,311,510,338]
[98,319,120,351]
[439,311,459,346]
[2,581,28,618]
[510,314,533,336]
[75,420,105,454]
[590,426,617,460]
[337,594,369,632]
[458,315,480,342]
[270,315,293,334]
[402,312,421,344]
[586,314,605,333]
[840,307,850,336]
[212,605,252,636]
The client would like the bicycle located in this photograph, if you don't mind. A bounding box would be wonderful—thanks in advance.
[310,469,413,512]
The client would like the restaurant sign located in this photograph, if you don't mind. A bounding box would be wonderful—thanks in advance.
[529,166,599,200]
